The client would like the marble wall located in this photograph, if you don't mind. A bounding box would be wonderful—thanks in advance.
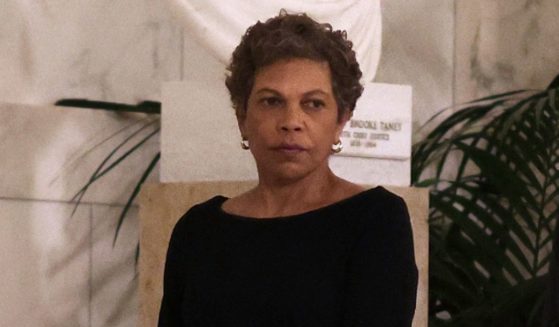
[1,198,139,327]
[455,0,559,103]
[0,103,159,327]
[1,0,559,326]
[375,0,454,128]
[0,1,174,324]
[0,0,182,105]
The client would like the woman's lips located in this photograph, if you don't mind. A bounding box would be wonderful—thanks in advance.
[273,143,307,154]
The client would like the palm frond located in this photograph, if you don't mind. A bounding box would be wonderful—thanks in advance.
[415,74,559,326]
[59,99,161,247]
[113,152,160,247]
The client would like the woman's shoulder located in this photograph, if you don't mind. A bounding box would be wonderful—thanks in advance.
[358,187,412,236]
[337,189,409,233]
[170,196,227,238]
[219,190,255,217]
[177,195,226,222]
[364,185,407,208]
[332,177,404,205]
[333,179,406,209]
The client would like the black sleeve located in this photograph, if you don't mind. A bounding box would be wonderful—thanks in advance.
[342,195,418,327]
[158,215,190,327]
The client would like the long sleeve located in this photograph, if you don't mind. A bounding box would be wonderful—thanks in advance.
[158,218,189,326]
[342,195,418,327]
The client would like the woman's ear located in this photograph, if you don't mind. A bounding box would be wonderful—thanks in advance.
[237,111,247,139]
[335,109,352,140]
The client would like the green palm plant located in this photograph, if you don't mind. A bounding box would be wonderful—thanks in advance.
[412,76,559,326]
[56,99,161,258]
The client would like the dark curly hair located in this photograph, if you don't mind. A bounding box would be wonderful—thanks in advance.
[225,11,363,121]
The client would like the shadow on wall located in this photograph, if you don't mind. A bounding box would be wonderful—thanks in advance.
[0,103,156,326]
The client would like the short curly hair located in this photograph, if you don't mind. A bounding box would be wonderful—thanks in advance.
[225,11,363,121]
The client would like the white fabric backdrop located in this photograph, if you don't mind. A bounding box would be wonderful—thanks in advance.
[165,0,382,81]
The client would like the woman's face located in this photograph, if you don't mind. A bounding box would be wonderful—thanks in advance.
[238,58,349,183]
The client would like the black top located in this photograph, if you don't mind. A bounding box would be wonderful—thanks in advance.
[158,186,418,327]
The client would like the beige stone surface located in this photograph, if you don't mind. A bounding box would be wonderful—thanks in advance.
[139,181,428,327]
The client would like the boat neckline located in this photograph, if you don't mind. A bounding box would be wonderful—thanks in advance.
[214,186,382,222]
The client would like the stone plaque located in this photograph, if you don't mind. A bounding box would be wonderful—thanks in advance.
[338,83,412,160]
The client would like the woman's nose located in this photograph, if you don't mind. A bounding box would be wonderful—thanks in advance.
[279,106,304,132]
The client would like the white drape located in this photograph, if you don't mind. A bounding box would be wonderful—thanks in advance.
[165,0,382,81]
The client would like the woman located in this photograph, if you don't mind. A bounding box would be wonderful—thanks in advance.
[159,12,418,326]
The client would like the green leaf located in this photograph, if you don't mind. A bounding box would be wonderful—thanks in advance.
[70,125,159,216]
[113,152,160,247]
[55,99,161,114]
[413,82,559,325]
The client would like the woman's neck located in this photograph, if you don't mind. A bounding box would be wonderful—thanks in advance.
[245,168,358,218]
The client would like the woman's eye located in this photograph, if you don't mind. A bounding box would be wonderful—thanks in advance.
[261,97,283,107]
[304,99,326,109]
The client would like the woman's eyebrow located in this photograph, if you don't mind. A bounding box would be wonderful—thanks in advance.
[253,88,329,97]
[254,88,281,95]
[303,89,329,97]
